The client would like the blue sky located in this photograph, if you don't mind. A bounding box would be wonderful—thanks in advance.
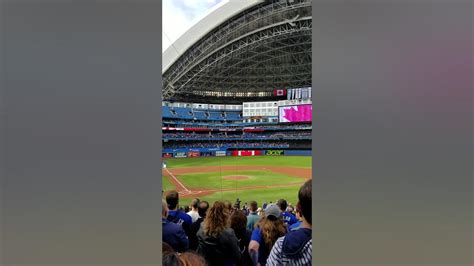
[162,0,226,52]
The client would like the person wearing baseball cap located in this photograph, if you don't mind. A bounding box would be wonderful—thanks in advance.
[248,204,287,266]
[267,179,313,265]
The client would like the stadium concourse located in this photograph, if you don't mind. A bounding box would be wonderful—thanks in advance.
[162,0,312,265]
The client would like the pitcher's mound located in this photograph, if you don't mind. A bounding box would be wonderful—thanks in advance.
[223,175,250,180]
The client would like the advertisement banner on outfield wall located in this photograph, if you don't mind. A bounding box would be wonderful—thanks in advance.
[284,150,312,156]
[175,152,187,158]
[205,148,223,152]
[163,148,228,153]
[162,153,173,158]
[231,150,262,156]
[266,150,284,156]
[215,151,227,157]
[188,151,200,157]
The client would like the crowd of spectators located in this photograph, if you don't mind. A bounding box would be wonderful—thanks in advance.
[163,119,245,127]
[165,107,243,121]
[163,118,312,129]
[162,180,313,266]
[163,141,291,149]
[163,131,311,141]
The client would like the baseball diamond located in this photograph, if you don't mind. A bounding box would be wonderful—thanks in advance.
[162,156,311,204]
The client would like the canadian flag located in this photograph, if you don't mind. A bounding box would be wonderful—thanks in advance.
[273,89,286,96]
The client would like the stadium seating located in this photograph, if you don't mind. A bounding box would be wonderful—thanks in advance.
[162,132,311,141]
[162,102,311,153]
[163,106,243,121]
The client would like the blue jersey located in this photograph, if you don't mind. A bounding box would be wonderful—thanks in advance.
[167,210,192,227]
[162,218,189,252]
[281,212,298,226]
[251,228,270,266]
[288,220,302,231]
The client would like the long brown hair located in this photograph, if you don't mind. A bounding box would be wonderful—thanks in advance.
[230,210,247,239]
[256,217,286,252]
[178,252,207,266]
[203,201,230,238]
[163,252,207,266]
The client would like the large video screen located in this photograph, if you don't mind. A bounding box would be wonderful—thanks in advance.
[279,104,312,123]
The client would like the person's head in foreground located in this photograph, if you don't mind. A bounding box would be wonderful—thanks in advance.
[197,200,209,219]
[248,204,287,265]
[189,198,200,211]
[162,242,175,256]
[276,199,288,212]
[266,179,312,266]
[165,190,180,211]
[249,201,258,213]
[230,209,248,240]
[163,251,207,266]
[297,179,312,226]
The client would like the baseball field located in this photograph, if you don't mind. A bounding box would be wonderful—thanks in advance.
[162,156,311,206]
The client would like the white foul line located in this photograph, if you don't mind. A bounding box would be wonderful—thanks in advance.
[164,168,190,192]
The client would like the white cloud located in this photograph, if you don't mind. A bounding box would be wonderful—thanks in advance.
[162,0,225,52]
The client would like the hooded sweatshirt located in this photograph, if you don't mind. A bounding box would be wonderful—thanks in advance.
[266,228,312,266]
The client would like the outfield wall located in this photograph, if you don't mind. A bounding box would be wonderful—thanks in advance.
[162,148,311,158]
[284,150,312,156]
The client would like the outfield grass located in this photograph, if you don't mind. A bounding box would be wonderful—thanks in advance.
[162,176,174,191]
[165,156,311,168]
[162,156,311,204]
[178,170,301,189]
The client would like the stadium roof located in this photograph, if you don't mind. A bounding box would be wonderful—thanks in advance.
[163,0,312,102]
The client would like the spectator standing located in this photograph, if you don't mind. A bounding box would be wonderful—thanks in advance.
[165,190,193,236]
[162,199,189,253]
[277,199,298,226]
[248,204,286,266]
[242,202,249,216]
[189,201,209,250]
[197,201,241,266]
[246,201,261,230]
[288,208,303,232]
[267,180,312,265]
[187,198,200,223]
[230,210,253,266]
